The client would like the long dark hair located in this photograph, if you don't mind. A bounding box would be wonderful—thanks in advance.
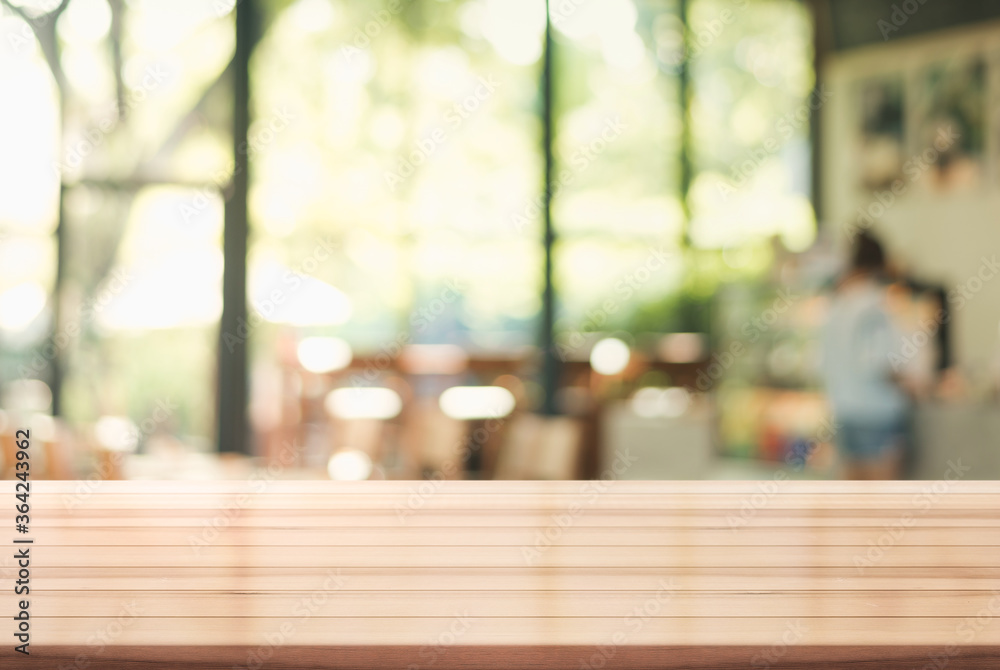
[851,231,886,273]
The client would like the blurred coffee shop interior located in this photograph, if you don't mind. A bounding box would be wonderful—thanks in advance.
[1,0,999,482]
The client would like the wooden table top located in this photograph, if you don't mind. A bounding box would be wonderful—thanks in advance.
[2,480,999,668]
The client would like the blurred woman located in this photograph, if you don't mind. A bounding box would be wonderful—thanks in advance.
[821,232,911,479]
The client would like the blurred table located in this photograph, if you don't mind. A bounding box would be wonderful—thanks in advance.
[3,481,1000,668]
[600,401,715,479]
[911,401,1000,479]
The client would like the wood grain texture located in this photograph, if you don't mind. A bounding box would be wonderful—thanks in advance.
[1,481,999,668]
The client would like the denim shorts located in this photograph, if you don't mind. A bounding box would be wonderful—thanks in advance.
[837,419,907,463]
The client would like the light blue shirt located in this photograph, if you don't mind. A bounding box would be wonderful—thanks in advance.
[821,280,909,423]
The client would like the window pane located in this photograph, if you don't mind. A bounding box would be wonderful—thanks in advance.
[687,0,815,252]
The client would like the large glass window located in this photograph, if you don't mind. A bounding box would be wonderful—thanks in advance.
[0,0,815,466]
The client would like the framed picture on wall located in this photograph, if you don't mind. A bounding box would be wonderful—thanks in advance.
[855,74,905,191]
[910,55,986,192]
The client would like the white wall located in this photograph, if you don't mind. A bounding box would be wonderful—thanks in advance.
[822,20,1000,373]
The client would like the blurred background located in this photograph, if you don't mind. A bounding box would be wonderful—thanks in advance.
[1,0,999,482]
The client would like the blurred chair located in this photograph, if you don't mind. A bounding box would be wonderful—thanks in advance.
[399,396,467,479]
[494,413,583,480]
[324,386,403,477]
